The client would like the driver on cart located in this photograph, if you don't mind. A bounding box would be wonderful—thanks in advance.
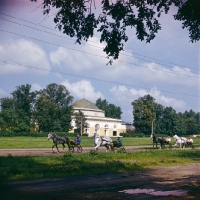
[116,137,122,148]
[75,134,81,145]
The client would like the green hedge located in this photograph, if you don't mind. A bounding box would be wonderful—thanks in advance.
[120,132,169,137]
[120,132,146,137]
[0,132,79,137]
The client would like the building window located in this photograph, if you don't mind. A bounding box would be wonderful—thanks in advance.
[113,131,117,136]
[95,124,100,133]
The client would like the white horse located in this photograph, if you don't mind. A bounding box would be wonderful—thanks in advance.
[173,135,188,150]
[91,132,114,151]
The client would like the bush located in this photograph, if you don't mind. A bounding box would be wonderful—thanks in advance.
[120,133,132,137]
[0,131,76,137]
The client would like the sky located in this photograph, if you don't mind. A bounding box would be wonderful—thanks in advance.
[0,0,199,122]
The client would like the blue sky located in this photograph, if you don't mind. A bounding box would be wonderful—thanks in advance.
[0,0,199,122]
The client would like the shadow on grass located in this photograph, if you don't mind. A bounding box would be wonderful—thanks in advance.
[0,150,200,200]
[0,151,143,182]
[0,149,199,182]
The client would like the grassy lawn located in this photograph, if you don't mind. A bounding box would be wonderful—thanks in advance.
[0,136,154,148]
[0,149,199,181]
[0,136,199,182]
[0,136,200,149]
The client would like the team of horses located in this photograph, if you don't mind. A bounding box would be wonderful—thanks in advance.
[150,133,194,150]
[47,132,195,153]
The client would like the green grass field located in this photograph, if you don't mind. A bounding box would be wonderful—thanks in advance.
[0,136,152,148]
[0,149,199,181]
[0,136,199,182]
[0,136,200,148]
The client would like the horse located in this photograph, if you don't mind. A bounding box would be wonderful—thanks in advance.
[186,137,194,149]
[173,135,187,150]
[162,136,173,149]
[47,132,71,153]
[91,132,114,151]
[150,133,165,149]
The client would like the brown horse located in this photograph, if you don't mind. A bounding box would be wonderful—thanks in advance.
[150,133,172,149]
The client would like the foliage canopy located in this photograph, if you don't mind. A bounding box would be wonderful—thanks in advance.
[30,0,200,62]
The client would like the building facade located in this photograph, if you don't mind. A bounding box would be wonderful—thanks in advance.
[70,99,133,137]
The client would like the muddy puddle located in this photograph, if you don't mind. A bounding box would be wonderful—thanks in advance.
[119,188,188,196]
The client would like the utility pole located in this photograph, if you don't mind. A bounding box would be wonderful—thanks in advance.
[81,118,82,136]
[152,119,155,134]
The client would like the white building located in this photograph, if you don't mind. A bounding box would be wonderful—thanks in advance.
[70,99,133,137]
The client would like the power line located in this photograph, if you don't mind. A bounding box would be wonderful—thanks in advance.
[0,29,199,79]
[0,59,199,98]
[0,12,199,73]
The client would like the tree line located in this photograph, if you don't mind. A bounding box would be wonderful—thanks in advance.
[132,94,200,136]
[0,84,199,135]
[0,84,74,133]
[0,83,122,133]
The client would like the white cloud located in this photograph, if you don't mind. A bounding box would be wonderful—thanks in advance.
[0,87,7,98]
[49,41,197,89]
[0,39,51,75]
[127,62,198,87]
[149,87,186,109]
[110,85,186,111]
[31,83,43,92]
[61,79,104,102]
[49,37,106,72]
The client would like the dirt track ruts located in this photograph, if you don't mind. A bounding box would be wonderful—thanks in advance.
[0,146,150,156]
[0,147,199,200]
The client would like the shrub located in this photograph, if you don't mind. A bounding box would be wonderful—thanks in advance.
[0,131,75,137]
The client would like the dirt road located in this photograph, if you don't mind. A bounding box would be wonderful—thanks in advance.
[0,147,199,200]
[0,146,149,156]
[0,163,200,200]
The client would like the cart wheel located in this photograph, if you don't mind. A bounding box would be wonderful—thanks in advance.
[69,146,74,153]
[121,147,126,153]
[77,145,82,153]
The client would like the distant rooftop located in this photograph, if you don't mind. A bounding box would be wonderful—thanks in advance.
[72,99,99,110]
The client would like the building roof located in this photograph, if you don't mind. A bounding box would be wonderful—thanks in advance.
[72,99,99,110]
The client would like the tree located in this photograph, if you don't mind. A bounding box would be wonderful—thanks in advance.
[154,102,165,134]
[132,94,156,134]
[160,106,179,136]
[34,83,74,132]
[74,110,87,135]
[185,117,198,135]
[95,98,122,119]
[183,109,199,135]
[0,85,36,132]
[11,84,36,132]
[30,0,200,62]
[11,84,36,117]
[34,94,58,132]
[195,112,200,133]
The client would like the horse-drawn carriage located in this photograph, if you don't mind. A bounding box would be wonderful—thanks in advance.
[69,141,83,153]
[112,141,126,152]
[150,133,172,149]
[151,133,194,150]
[47,132,83,153]
[91,132,126,152]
